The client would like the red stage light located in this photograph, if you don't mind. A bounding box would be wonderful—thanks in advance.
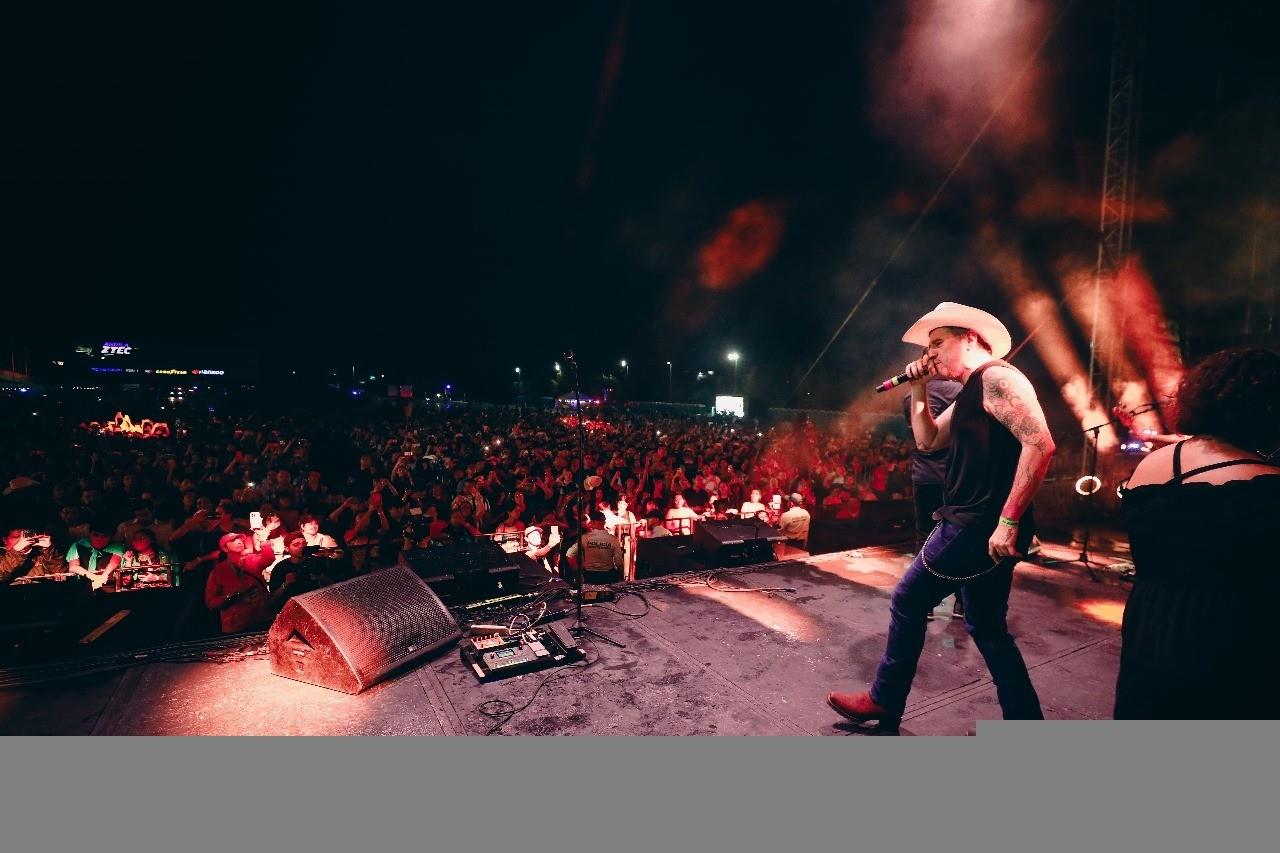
[696,201,786,290]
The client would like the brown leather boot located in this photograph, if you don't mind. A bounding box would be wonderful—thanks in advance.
[827,691,900,731]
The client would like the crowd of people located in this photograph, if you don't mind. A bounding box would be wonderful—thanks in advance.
[0,401,915,634]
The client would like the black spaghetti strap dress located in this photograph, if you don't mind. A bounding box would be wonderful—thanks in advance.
[1116,441,1280,719]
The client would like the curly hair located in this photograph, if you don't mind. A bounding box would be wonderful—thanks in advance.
[1174,348,1280,452]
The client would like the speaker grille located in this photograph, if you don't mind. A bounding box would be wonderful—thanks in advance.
[293,566,460,686]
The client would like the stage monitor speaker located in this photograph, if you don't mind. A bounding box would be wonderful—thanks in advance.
[634,536,704,579]
[268,565,461,694]
[692,519,784,566]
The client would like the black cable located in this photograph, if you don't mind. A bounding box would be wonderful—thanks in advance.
[705,569,797,594]
[0,631,270,688]
[623,561,789,594]
[155,637,272,665]
[476,636,600,735]
[456,585,570,629]
[586,590,651,618]
[624,569,717,592]
[520,576,557,588]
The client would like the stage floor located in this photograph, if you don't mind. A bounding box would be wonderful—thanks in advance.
[0,534,1134,736]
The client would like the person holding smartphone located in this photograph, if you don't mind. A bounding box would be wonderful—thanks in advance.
[522,523,561,574]
[249,512,284,558]
[205,533,272,633]
[1,529,67,585]
[343,494,389,573]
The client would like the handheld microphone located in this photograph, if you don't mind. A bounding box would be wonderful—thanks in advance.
[874,372,912,393]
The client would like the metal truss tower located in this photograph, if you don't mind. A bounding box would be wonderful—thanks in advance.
[1086,0,1142,418]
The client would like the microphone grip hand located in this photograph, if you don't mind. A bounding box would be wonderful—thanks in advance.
[905,355,934,387]
[874,356,936,393]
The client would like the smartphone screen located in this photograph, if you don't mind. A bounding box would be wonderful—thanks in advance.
[249,511,263,529]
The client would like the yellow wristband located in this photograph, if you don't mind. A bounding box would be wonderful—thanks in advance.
[998,516,1020,527]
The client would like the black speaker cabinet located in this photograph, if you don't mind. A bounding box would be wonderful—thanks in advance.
[692,519,785,566]
[634,536,704,579]
[0,574,93,634]
[268,565,461,694]
[404,540,521,603]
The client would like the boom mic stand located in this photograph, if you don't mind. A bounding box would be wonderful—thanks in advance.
[1040,411,1136,580]
[562,351,624,649]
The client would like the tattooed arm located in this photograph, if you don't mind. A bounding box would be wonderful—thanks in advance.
[982,365,1056,559]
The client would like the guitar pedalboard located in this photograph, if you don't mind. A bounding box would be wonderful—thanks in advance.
[459,620,584,682]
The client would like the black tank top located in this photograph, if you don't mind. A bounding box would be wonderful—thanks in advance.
[938,360,1030,531]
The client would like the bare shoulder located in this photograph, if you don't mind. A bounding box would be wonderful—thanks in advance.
[1225,464,1280,482]
[1127,440,1280,487]
[1124,444,1177,488]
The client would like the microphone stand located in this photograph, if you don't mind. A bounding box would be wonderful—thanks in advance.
[1039,413,1131,580]
[562,351,624,649]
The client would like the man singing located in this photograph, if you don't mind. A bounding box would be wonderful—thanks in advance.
[828,302,1055,731]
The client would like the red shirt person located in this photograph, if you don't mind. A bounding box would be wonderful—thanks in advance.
[204,532,273,633]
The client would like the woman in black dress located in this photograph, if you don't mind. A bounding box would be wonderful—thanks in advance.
[1116,349,1280,719]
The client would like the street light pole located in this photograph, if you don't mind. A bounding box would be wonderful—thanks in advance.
[727,351,740,394]
[666,361,672,402]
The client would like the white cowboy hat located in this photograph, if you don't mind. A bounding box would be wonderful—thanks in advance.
[583,475,603,491]
[902,302,1012,359]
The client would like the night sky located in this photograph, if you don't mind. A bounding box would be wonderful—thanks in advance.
[5,0,1277,407]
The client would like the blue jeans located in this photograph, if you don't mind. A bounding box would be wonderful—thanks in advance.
[869,519,1043,721]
